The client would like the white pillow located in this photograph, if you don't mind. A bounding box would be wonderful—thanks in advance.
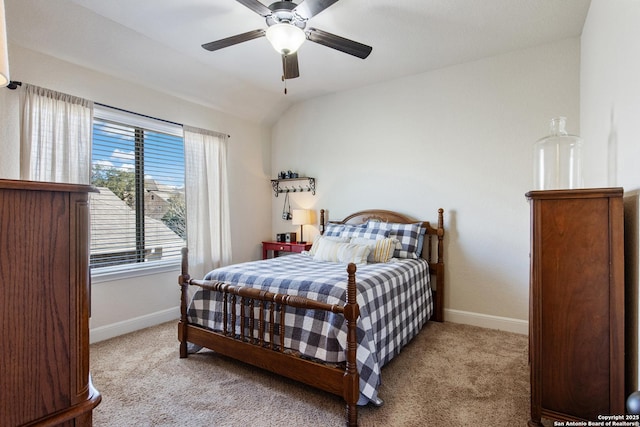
[306,234,350,256]
[313,238,370,265]
[350,237,397,263]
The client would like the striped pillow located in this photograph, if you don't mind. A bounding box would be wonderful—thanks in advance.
[312,238,370,265]
[350,237,397,263]
[306,235,350,256]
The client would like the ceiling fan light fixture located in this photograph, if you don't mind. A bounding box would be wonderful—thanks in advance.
[266,23,305,55]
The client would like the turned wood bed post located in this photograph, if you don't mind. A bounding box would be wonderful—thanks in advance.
[179,247,190,359]
[344,262,359,427]
[437,208,444,263]
[434,208,445,322]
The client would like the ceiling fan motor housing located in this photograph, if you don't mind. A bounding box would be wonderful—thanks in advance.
[267,1,306,28]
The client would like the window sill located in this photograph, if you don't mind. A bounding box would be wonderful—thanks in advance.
[91,260,180,284]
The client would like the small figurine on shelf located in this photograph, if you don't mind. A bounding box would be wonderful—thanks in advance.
[277,170,301,179]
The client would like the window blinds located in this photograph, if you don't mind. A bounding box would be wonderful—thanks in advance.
[90,106,185,270]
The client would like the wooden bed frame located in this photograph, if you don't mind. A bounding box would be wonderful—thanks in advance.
[178,209,445,426]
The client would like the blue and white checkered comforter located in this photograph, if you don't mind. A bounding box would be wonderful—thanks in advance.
[187,253,432,405]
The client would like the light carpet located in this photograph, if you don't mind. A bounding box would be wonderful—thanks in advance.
[90,321,530,426]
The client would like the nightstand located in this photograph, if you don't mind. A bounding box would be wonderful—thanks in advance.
[262,241,313,259]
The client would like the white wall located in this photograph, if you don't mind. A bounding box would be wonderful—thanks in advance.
[271,38,581,332]
[0,44,273,342]
[0,36,584,338]
[580,0,640,190]
[580,0,640,395]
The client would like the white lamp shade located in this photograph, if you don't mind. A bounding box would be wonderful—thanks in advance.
[291,209,313,226]
[265,23,305,55]
[0,0,9,87]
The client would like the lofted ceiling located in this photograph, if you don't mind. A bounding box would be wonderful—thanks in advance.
[5,0,591,125]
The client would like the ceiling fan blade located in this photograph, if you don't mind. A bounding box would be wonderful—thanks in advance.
[306,28,372,59]
[202,29,266,52]
[236,0,272,17]
[282,52,300,79]
[294,0,340,19]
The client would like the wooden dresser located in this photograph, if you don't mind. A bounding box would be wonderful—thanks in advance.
[526,188,625,425]
[0,179,101,426]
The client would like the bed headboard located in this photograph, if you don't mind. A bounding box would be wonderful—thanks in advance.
[319,208,445,322]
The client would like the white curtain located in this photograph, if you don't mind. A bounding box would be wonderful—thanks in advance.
[20,84,93,184]
[184,126,232,278]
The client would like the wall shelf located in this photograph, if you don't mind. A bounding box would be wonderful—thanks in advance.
[271,177,316,197]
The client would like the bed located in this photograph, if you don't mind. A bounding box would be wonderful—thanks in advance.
[178,208,445,426]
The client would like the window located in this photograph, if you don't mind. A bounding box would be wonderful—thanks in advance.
[90,106,185,275]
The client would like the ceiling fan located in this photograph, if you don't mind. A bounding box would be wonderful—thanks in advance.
[202,0,373,82]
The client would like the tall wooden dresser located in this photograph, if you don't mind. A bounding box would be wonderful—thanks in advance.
[0,179,101,426]
[526,188,625,425]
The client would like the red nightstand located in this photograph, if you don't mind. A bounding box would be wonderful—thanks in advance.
[262,241,312,259]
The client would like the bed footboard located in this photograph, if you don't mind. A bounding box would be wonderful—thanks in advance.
[178,248,360,427]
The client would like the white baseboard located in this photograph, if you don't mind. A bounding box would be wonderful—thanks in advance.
[444,308,528,335]
[90,306,180,344]
[90,306,528,344]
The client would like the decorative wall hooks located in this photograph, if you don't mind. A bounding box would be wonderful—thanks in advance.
[271,176,316,197]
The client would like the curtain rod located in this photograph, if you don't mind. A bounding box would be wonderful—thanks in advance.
[5,80,21,89]
[96,102,183,127]
[96,102,231,138]
[4,81,230,138]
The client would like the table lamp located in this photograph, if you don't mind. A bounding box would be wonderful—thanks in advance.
[291,209,313,244]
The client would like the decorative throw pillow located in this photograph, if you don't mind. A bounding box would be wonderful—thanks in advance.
[323,223,345,237]
[415,226,427,257]
[323,222,369,238]
[342,225,390,240]
[336,243,370,265]
[368,222,423,259]
[306,234,350,256]
[313,238,370,265]
[350,237,397,263]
